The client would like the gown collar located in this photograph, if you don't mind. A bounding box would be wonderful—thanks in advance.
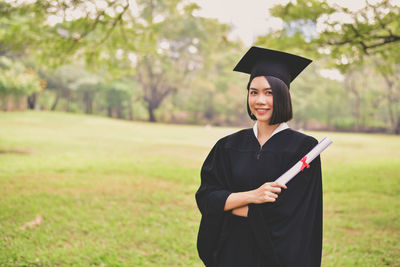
[253,121,289,139]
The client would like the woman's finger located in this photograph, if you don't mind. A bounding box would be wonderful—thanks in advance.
[270,193,278,198]
[271,182,287,189]
[271,187,282,193]
[265,192,278,199]
[263,195,276,202]
[264,185,285,193]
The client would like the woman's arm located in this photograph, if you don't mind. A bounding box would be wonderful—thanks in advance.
[225,182,287,217]
[223,191,254,211]
[232,205,249,217]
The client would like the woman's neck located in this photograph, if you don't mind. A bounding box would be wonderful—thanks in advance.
[257,121,279,146]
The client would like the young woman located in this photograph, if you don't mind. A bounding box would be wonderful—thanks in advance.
[196,47,323,267]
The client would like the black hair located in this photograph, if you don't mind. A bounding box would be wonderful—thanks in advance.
[246,76,293,124]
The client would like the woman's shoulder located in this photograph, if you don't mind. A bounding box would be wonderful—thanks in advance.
[283,128,319,150]
[214,128,254,149]
[286,128,317,142]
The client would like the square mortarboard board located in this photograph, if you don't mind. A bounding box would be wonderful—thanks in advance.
[233,46,312,88]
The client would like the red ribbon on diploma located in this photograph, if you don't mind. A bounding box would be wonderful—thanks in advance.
[300,156,310,172]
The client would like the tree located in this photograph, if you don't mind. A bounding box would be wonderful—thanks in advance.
[3,1,234,123]
[1,0,235,122]
[268,0,400,65]
[100,79,137,119]
[260,0,400,133]
[0,56,43,110]
[69,72,102,114]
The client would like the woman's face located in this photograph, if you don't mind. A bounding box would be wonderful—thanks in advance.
[248,76,273,123]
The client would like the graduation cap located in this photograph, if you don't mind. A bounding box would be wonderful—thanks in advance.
[233,46,312,88]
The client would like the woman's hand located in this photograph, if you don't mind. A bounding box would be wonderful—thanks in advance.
[250,182,287,204]
[232,205,249,217]
[224,182,287,212]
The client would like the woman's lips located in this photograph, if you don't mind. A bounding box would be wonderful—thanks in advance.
[255,108,271,115]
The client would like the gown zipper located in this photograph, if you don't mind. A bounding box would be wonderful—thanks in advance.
[256,147,262,160]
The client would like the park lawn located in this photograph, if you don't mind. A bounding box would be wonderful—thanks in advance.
[0,111,399,266]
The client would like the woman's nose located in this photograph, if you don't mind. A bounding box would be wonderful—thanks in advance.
[256,94,267,104]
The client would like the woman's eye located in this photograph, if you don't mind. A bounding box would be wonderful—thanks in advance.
[250,91,257,95]
[266,91,273,95]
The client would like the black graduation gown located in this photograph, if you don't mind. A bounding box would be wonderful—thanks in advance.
[195,128,323,267]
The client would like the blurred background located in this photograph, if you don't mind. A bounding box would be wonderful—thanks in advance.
[1,0,399,133]
[1,0,400,266]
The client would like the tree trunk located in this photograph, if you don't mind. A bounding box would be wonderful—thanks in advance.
[66,93,71,112]
[347,75,361,130]
[51,92,60,111]
[383,75,397,133]
[128,98,134,120]
[148,104,156,122]
[83,91,93,114]
[353,93,361,129]
[27,92,37,109]
[0,94,7,111]
[87,98,93,114]
[138,60,176,122]
[116,105,123,119]
[395,117,400,135]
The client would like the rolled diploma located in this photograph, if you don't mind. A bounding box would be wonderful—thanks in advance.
[275,137,333,185]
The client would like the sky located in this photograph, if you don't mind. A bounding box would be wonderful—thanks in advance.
[193,0,287,46]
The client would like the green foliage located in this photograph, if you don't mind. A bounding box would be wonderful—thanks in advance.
[1,0,398,132]
[291,63,350,128]
[266,0,400,70]
[129,0,235,121]
[0,57,42,96]
[255,30,319,60]
[1,1,137,68]
[258,0,400,133]
[0,0,238,122]
[270,0,335,22]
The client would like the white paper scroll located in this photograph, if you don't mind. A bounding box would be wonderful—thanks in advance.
[275,137,333,185]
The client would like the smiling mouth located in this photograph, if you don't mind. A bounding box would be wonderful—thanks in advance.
[255,108,271,114]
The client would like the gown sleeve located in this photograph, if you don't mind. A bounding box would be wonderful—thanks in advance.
[271,137,322,217]
[247,137,323,267]
[195,139,232,266]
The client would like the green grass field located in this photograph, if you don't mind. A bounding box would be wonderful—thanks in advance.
[0,111,399,266]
